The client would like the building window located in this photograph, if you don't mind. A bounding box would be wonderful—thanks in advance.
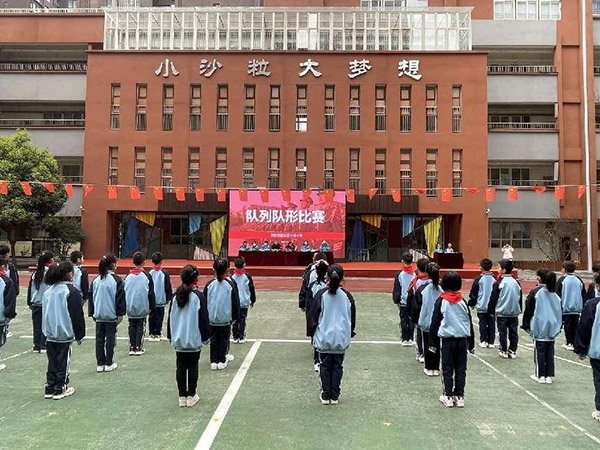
[494,0,561,20]
[168,218,189,245]
[190,84,201,131]
[349,148,360,192]
[217,85,228,131]
[400,85,411,132]
[134,147,146,193]
[295,148,307,189]
[490,221,532,249]
[324,148,335,189]
[268,148,280,189]
[110,84,120,130]
[375,149,386,192]
[539,0,561,19]
[494,0,515,19]
[375,85,386,132]
[242,148,254,188]
[243,85,256,132]
[349,86,360,131]
[162,85,174,131]
[108,147,118,185]
[516,0,538,19]
[135,84,147,131]
[452,149,462,197]
[215,147,227,187]
[161,147,173,191]
[426,148,438,197]
[426,85,438,132]
[188,147,200,189]
[400,148,411,196]
[324,85,335,132]
[58,158,83,183]
[296,85,308,132]
[269,85,281,132]
[452,85,462,133]
[488,167,554,186]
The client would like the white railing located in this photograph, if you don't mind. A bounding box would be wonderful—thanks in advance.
[0,8,104,14]
[488,65,557,74]
[488,180,555,187]
[0,118,84,127]
[488,122,556,130]
[0,62,87,72]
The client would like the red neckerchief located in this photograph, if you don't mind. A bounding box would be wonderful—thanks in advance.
[153,265,162,271]
[45,263,53,268]
[130,268,144,275]
[441,291,463,304]
[0,270,6,277]
[408,273,428,292]
[234,269,245,276]
[401,265,414,275]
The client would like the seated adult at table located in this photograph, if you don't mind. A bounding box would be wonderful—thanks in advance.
[271,240,282,252]
[435,244,443,253]
[250,241,259,251]
[260,240,272,252]
[286,241,296,252]
[319,240,331,253]
[445,243,455,253]
[300,240,312,252]
[239,240,249,252]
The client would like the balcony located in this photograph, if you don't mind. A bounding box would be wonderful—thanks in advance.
[489,189,559,220]
[0,128,84,157]
[0,62,87,73]
[488,131,558,160]
[488,122,556,131]
[488,75,557,104]
[0,118,84,128]
[472,19,556,47]
[488,65,556,74]
[0,73,86,101]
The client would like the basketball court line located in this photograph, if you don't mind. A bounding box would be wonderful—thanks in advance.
[1,350,30,361]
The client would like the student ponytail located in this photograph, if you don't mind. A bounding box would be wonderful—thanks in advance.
[315,260,328,283]
[175,264,199,308]
[34,250,54,289]
[427,262,441,287]
[213,258,229,282]
[98,253,117,280]
[327,264,344,294]
[45,261,73,286]
[538,268,557,293]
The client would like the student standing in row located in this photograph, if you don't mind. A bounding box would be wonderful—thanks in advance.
[298,252,328,312]
[557,261,586,351]
[415,263,443,376]
[393,253,416,346]
[0,257,17,371]
[408,258,430,363]
[522,268,562,384]
[168,265,211,408]
[0,245,19,298]
[124,252,155,356]
[306,260,329,372]
[204,258,240,371]
[42,261,85,400]
[148,252,172,341]
[468,258,496,348]
[231,256,256,345]
[308,264,356,405]
[429,272,475,408]
[488,259,522,359]
[587,264,600,300]
[70,251,89,304]
[27,250,54,353]
[89,253,125,373]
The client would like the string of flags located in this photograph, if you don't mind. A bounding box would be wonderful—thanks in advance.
[0,180,593,204]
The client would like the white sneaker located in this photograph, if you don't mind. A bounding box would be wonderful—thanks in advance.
[423,368,434,376]
[530,374,542,383]
[129,349,136,356]
[499,351,509,359]
[407,340,414,346]
[0,363,6,371]
[401,340,411,347]
[313,363,320,373]
[186,394,200,407]
[239,339,246,344]
[320,393,330,405]
[566,344,575,351]
[432,370,440,376]
[232,339,239,344]
[178,397,187,407]
[104,363,118,372]
[454,396,465,408]
[508,351,517,359]
[226,354,234,362]
[479,342,488,348]
[217,362,228,370]
[135,348,145,356]
[545,377,553,384]
[96,366,105,373]
[40,349,47,354]
[439,394,454,408]
[487,343,496,348]
[210,363,218,371]
[44,393,54,399]
[330,399,339,405]
[6,331,12,338]
[561,343,570,350]
[418,355,425,364]
[592,410,600,422]
[53,387,75,400]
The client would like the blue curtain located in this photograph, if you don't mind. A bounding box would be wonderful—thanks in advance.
[121,216,139,258]
[402,214,416,237]
[348,217,365,260]
[189,213,202,235]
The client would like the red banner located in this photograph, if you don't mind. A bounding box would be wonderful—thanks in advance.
[485,187,496,202]
[578,185,586,199]
[217,188,227,202]
[0,181,7,195]
[345,189,355,203]
[508,187,518,201]
[195,187,205,202]
[414,188,426,195]
[107,185,118,200]
[391,189,401,203]
[83,184,94,198]
[533,186,547,194]
[64,184,74,198]
[175,187,186,202]
[282,189,291,202]
[239,188,248,202]
[130,186,141,200]
[441,188,452,203]
[20,181,32,196]
[259,188,269,203]
[41,182,55,193]
[368,188,378,200]
[554,186,565,200]
[153,186,163,201]
[467,188,480,195]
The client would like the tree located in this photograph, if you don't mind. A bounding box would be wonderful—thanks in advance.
[0,130,67,264]
[43,217,85,257]
[532,221,582,263]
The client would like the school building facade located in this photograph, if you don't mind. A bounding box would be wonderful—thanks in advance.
[0,0,597,264]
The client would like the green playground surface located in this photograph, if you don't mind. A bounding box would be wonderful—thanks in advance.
[1,289,600,450]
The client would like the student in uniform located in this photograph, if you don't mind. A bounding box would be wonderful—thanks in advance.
[0,245,19,298]
[70,251,89,305]
[0,257,17,372]
[167,265,211,408]
[586,264,600,300]
[416,263,443,376]
[575,272,600,422]
[308,264,356,405]
[148,252,173,341]
[488,259,522,359]
[305,260,329,372]
[392,253,416,346]
[204,258,240,371]
[124,252,156,356]
[250,241,259,251]
[238,241,249,252]
[27,250,54,353]
[429,272,475,408]
[557,261,586,351]
[231,256,256,345]
[407,257,431,364]
[298,252,328,312]
[89,253,125,373]
[300,241,312,252]
[468,258,497,348]
[260,241,271,252]
[319,240,331,253]
[42,261,85,400]
[522,268,562,384]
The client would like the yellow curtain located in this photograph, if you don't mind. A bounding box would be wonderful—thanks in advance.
[361,214,382,229]
[133,212,156,227]
[210,215,227,256]
[424,216,442,256]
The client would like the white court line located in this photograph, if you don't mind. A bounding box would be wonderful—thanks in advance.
[195,340,262,450]
[1,349,30,361]
[472,353,600,445]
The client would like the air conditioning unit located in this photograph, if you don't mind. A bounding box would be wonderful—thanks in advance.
[296,167,307,172]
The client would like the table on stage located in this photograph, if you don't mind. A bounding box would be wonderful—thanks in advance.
[433,252,465,269]
[238,251,334,266]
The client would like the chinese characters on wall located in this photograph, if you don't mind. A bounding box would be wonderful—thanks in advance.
[246,209,326,224]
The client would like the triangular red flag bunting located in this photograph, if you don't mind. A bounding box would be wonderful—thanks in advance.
[578,185,586,199]
[368,188,378,200]
[466,187,480,195]
[0,181,7,195]
[302,189,311,201]
[130,186,141,200]
[239,188,248,202]
[83,184,94,198]
[41,182,55,193]
[485,187,496,202]
[507,187,518,201]
[391,189,402,203]
[324,189,334,202]
[554,186,565,200]
[345,189,355,203]
[107,185,118,200]
[195,187,205,202]
[441,188,452,203]
[64,184,73,198]
[217,188,227,202]
[259,188,269,203]
[153,186,163,201]
[533,186,547,194]
[414,188,426,195]
[282,189,291,202]
[20,181,32,196]
[175,187,186,202]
